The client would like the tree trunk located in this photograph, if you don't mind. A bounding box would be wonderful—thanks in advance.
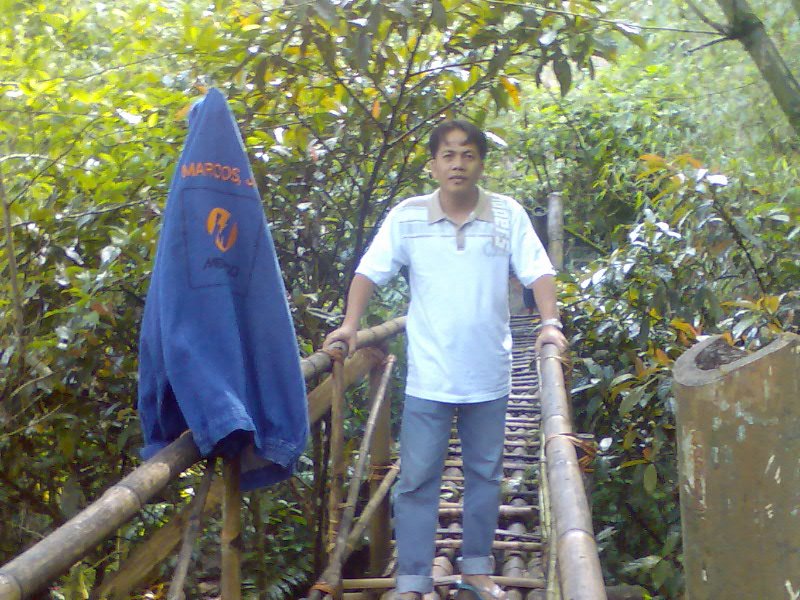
[673,333,800,599]
[715,0,800,135]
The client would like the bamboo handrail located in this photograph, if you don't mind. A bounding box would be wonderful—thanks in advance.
[0,318,407,600]
[538,343,606,600]
[0,315,610,600]
[301,317,406,380]
[94,476,226,599]
[0,432,201,600]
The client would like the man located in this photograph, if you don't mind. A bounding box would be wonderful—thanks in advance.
[324,121,567,600]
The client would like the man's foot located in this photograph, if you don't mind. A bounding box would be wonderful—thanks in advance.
[457,575,508,600]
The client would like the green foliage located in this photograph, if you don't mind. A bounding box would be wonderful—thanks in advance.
[0,0,628,596]
[487,12,799,592]
[3,0,797,597]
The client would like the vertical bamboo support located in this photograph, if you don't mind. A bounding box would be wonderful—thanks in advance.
[167,459,215,600]
[546,192,563,270]
[328,358,347,551]
[368,356,392,577]
[673,334,800,599]
[221,456,241,600]
[315,356,396,600]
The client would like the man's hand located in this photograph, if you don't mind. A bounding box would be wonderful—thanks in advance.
[323,323,359,357]
[535,324,568,354]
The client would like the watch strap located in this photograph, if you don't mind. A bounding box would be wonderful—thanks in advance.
[541,318,563,330]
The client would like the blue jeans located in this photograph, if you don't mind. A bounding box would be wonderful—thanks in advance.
[393,394,508,595]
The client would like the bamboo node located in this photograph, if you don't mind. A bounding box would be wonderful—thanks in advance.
[321,346,346,363]
[545,433,597,473]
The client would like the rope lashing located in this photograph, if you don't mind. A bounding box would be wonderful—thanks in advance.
[545,433,598,473]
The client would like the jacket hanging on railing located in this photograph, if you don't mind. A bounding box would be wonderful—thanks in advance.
[137,88,308,490]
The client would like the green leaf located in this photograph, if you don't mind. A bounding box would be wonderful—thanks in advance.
[553,58,572,96]
[643,463,657,495]
[431,0,447,31]
[619,386,644,415]
[651,558,673,590]
[314,0,338,24]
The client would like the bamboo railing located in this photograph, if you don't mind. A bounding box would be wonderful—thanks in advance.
[0,317,406,600]
[0,191,615,600]
[538,344,606,600]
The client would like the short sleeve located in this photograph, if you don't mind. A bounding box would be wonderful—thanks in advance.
[355,207,408,286]
[510,205,556,287]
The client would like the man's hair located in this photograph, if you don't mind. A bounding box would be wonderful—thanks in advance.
[428,120,488,159]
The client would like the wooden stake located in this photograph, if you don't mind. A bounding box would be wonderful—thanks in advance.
[221,456,241,600]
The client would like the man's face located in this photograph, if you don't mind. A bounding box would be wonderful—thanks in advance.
[429,129,484,196]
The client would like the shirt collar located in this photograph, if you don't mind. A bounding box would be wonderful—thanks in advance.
[427,188,494,224]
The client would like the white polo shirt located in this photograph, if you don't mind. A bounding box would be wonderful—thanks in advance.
[356,188,555,403]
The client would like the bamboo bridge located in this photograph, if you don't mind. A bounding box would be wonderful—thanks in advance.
[0,311,608,600]
[2,173,797,598]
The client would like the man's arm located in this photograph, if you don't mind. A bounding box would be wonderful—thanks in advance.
[529,274,568,353]
[323,274,376,356]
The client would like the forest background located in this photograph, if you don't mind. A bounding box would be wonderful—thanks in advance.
[1,0,798,598]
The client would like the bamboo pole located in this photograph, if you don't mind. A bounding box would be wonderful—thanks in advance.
[220,456,241,600]
[307,465,400,600]
[93,477,225,600]
[342,464,399,559]
[540,426,559,600]
[538,344,606,600]
[673,333,800,599]
[0,432,201,600]
[545,192,563,270]
[339,575,546,591]
[308,347,385,424]
[167,459,215,600]
[301,318,406,381]
[368,354,393,577]
[313,357,396,599]
[327,358,347,553]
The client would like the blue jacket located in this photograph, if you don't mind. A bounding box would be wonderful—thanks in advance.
[137,88,308,490]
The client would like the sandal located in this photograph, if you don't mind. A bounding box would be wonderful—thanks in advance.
[455,581,508,600]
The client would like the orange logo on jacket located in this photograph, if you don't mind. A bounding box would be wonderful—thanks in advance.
[206,208,239,252]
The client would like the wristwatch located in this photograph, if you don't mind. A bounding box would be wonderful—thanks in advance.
[540,318,563,330]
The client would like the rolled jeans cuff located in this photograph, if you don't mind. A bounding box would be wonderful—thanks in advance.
[396,574,433,594]
[458,555,494,575]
